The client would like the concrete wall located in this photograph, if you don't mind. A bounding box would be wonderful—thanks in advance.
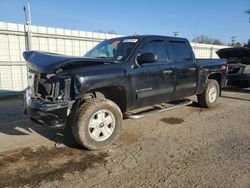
[0,22,228,95]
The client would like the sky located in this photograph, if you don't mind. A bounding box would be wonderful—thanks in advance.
[0,0,249,44]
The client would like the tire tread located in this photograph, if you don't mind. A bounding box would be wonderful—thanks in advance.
[197,79,220,108]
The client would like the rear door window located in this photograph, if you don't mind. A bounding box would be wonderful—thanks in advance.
[169,41,191,61]
[140,40,168,63]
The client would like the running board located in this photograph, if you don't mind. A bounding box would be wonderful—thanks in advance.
[124,99,193,119]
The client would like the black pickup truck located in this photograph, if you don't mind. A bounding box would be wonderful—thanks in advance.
[23,35,227,150]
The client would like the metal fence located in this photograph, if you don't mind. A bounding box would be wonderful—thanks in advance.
[0,21,229,96]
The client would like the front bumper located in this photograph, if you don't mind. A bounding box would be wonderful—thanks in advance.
[227,73,250,84]
[24,89,68,127]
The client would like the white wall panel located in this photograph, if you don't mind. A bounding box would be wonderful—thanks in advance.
[39,37,49,52]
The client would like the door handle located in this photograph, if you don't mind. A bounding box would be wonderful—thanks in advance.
[163,69,173,75]
[188,67,196,71]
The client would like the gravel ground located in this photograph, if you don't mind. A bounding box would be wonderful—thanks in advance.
[0,87,249,187]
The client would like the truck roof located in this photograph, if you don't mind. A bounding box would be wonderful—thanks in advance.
[113,35,188,42]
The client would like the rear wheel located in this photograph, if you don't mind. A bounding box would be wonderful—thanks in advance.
[197,79,220,108]
[72,98,122,150]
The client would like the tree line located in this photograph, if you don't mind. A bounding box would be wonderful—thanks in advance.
[192,35,250,48]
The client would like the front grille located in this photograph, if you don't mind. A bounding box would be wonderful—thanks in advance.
[27,70,71,102]
[227,64,244,75]
[228,67,241,74]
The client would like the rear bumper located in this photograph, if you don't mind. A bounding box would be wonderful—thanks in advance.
[23,89,68,127]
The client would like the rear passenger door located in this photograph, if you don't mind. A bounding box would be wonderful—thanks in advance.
[168,40,198,98]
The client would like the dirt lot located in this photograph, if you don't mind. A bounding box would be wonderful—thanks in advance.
[0,87,250,188]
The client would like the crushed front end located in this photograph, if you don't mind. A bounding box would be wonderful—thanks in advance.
[226,63,250,85]
[24,69,73,127]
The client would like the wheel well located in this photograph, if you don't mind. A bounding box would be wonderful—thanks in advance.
[207,73,221,85]
[81,86,127,113]
[207,73,222,94]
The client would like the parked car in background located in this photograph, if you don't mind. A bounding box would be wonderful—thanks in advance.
[217,47,250,87]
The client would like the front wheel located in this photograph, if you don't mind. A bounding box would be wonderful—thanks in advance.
[72,98,122,150]
[197,79,220,108]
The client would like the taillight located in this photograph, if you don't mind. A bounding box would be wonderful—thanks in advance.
[221,64,228,74]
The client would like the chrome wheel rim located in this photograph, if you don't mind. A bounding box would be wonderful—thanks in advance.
[88,110,115,142]
[208,85,217,103]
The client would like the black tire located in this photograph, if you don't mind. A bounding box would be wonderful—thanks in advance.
[197,79,220,108]
[72,98,122,150]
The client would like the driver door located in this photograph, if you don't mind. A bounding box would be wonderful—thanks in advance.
[129,38,175,108]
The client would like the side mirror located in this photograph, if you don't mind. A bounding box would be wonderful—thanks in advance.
[137,53,158,65]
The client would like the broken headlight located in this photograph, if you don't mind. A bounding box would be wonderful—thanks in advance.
[37,73,71,102]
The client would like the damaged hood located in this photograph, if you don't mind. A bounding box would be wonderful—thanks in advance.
[23,51,117,73]
[216,47,250,65]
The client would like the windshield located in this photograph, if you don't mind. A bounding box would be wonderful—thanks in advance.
[84,38,139,62]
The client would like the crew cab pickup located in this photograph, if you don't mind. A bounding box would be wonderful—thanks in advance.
[23,35,227,150]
